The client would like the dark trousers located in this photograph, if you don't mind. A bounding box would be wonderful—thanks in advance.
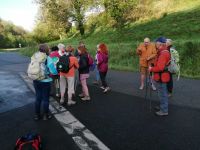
[99,71,108,88]
[167,73,173,93]
[33,80,51,114]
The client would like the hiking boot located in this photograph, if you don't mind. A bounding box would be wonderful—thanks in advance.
[103,87,111,93]
[34,114,40,121]
[151,84,157,91]
[43,114,52,121]
[139,85,144,90]
[78,93,85,97]
[100,86,106,90]
[155,111,168,116]
[81,96,91,101]
[60,98,64,104]
[67,100,76,106]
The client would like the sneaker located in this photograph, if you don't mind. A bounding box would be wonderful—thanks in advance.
[139,85,144,90]
[81,96,91,101]
[151,84,157,91]
[67,100,76,106]
[56,93,61,97]
[43,114,52,121]
[34,114,40,121]
[60,98,64,104]
[78,93,85,97]
[168,93,172,97]
[93,80,100,85]
[103,87,111,93]
[155,111,168,116]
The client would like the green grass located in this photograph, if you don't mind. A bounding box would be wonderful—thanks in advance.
[20,6,200,79]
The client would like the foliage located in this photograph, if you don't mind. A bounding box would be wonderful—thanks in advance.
[0,19,29,48]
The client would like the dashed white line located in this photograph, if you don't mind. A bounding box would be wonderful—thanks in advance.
[20,73,110,150]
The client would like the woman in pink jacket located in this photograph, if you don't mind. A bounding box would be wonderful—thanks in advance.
[97,43,110,93]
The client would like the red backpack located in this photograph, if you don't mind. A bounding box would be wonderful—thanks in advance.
[14,133,42,150]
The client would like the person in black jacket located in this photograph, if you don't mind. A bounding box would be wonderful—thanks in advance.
[77,46,91,101]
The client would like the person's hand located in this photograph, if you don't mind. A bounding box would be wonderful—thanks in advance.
[148,66,152,72]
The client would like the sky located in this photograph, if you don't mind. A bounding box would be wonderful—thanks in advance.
[0,0,38,31]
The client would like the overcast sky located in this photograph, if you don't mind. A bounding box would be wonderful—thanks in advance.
[0,0,38,31]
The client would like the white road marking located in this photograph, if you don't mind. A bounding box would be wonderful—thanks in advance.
[20,73,110,150]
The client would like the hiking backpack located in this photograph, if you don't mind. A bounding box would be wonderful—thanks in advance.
[56,54,71,73]
[14,133,42,150]
[168,47,180,80]
[87,53,94,66]
[27,52,47,80]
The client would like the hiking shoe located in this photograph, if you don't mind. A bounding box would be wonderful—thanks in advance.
[67,100,76,106]
[60,98,64,104]
[79,93,85,97]
[151,84,157,91]
[93,80,100,85]
[155,111,168,116]
[168,93,172,97]
[139,85,144,90]
[100,86,105,90]
[81,96,91,101]
[43,114,52,121]
[34,114,40,121]
[103,87,111,93]
[154,106,160,111]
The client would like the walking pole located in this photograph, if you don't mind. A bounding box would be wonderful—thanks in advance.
[145,69,148,101]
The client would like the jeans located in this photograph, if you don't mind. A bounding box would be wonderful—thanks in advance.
[95,66,100,81]
[33,80,51,114]
[157,82,168,113]
[99,71,108,88]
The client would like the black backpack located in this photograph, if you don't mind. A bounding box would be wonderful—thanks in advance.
[14,133,42,150]
[56,54,71,73]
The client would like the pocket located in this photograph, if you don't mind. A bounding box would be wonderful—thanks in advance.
[161,72,170,83]
[153,73,160,82]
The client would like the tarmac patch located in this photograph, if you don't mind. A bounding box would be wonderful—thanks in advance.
[0,71,34,113]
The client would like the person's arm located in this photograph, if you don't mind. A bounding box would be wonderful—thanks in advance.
[74,57,79,69]
[147,45,157,61]
[47,56,58,75]
[136,44,142,55]
[150,54,168,72]
[97,53,103,65]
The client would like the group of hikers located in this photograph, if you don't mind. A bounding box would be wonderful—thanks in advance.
[137,37,179,116]
[28,36,179,120]
[28,42,110,120]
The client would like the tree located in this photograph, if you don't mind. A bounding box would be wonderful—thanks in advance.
[102,0,137,28]
[35,0,72,39]
[66,0,94,36]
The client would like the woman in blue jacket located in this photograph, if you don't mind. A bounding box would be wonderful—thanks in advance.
[32,44,57,121]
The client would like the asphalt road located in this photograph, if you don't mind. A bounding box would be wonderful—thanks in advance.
[0,52,200,150]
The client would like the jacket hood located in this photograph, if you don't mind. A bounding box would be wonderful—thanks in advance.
[50,51,60,58]
[31,51,47,63]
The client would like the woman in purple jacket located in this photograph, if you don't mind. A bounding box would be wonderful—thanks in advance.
[97,43,110,93]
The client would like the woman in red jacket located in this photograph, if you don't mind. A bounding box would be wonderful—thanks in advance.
[149,37,170,116]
